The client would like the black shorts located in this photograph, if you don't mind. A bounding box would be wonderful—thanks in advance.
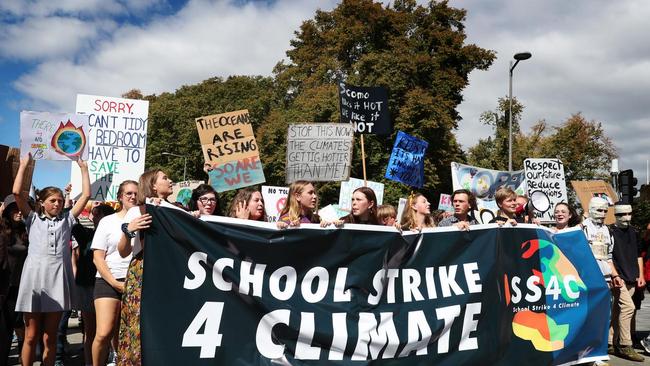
[94,277,125,300]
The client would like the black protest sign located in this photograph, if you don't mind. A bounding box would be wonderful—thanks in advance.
[338,82,391,135]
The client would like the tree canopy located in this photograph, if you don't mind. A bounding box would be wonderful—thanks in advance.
[140,0,496,206]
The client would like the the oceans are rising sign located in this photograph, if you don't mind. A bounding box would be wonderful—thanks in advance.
[285,123,354,183]
[71,94,149,201]
[141,207,610,365]
[524,158,568,223]
[195,110,265,192]
[338,82,391,135]
[20,111,88,161]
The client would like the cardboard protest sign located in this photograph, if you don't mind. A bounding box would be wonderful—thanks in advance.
[71,94,149,201]
[20,111,88,161]
[169,180,204,207]
[285,123,354,183]
[438,193,453,212]
[451,162,526,223]
[524,158,568,223]
[338,82,391,135]
[261,185,289,222]
[571,180,618,225]
[385,131,428,188]
[0,145,34,200]
[338,177,384,211]
[196,110,265,192]
[318,204,350,222]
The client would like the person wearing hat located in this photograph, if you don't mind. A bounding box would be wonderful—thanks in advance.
[608,204,645,361]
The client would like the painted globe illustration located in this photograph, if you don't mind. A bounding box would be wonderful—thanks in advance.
[176,188,192,206]
[56,131,83,155]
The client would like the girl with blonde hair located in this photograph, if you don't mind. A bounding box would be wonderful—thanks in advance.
[400,193,434,231]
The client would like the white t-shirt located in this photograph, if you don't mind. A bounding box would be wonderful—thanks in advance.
[124,200,188,256]
[91,213,132,279]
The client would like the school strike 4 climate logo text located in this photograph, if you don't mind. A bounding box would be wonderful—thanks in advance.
[503,239,587,352]
[51,120,86,157]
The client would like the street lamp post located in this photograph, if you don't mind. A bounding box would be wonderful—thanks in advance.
[508,51,532,171]
[162,152,187,181]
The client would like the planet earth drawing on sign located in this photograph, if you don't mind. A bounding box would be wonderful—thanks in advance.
[50,120,86,157]
[176,188,192,206]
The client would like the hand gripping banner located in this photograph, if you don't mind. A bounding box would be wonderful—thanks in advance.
[140,206,609,365]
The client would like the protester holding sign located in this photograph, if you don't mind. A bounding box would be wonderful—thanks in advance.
[227,187,266,221]
[553,202,581,232]
[489,187,523,226]
[189,184,219,216]
[342,187,379,225]
[400,193,434,231]
[91,180,138,366]
[116,169,189,365]
[12,153,90,366]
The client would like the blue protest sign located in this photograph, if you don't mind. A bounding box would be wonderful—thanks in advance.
[385,131,428,188]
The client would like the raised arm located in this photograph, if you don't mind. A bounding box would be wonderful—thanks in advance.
[12,153,33,217]
[70,159,91,218]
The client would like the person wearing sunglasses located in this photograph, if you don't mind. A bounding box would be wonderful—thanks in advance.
[189,184,219,216]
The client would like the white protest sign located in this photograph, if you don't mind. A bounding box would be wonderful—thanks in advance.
[338,178,384,211]
[261,185,289,222]
[524,158,568,223]
[318,204,350,222]
[438,193,453,212]
[71,94,149,201]
[396,197,407,224]
[286,123,354,183]
[20,111,89,161]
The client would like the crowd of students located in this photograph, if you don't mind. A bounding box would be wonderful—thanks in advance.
[2,154,650,365]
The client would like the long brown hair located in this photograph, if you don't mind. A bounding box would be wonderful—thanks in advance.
[36,187,64,215]
[344,186,379,225]
[137,169,163,205]
[278,181,318,223]
[400,193,434,230]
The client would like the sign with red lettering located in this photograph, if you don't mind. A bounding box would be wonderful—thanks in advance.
[71,94,149,201]
[197,109,265,192]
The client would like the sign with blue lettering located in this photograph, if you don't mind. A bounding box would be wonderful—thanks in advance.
[385,131,428,188]
[338,82,391,135]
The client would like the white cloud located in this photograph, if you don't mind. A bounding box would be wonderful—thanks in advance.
[0,16,116,60]
[12,0,338,110]
[0,0,163,18]
[451,0,650,178]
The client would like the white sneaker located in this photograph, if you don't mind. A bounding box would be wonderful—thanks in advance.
[641,338,650,354]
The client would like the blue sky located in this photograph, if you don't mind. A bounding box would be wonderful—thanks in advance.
[1,0,649,194]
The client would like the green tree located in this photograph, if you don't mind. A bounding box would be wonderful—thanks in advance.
[143,76,277,201]
[258,0,495,205]
[466,97,524,170]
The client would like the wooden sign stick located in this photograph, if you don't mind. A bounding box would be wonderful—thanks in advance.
[360,134,367,186]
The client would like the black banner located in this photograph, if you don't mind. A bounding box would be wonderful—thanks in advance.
[338,82,391,135]
[141,206,609,365]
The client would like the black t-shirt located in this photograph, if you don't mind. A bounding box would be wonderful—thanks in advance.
[609,225,641,283]
[71,224,97,287]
